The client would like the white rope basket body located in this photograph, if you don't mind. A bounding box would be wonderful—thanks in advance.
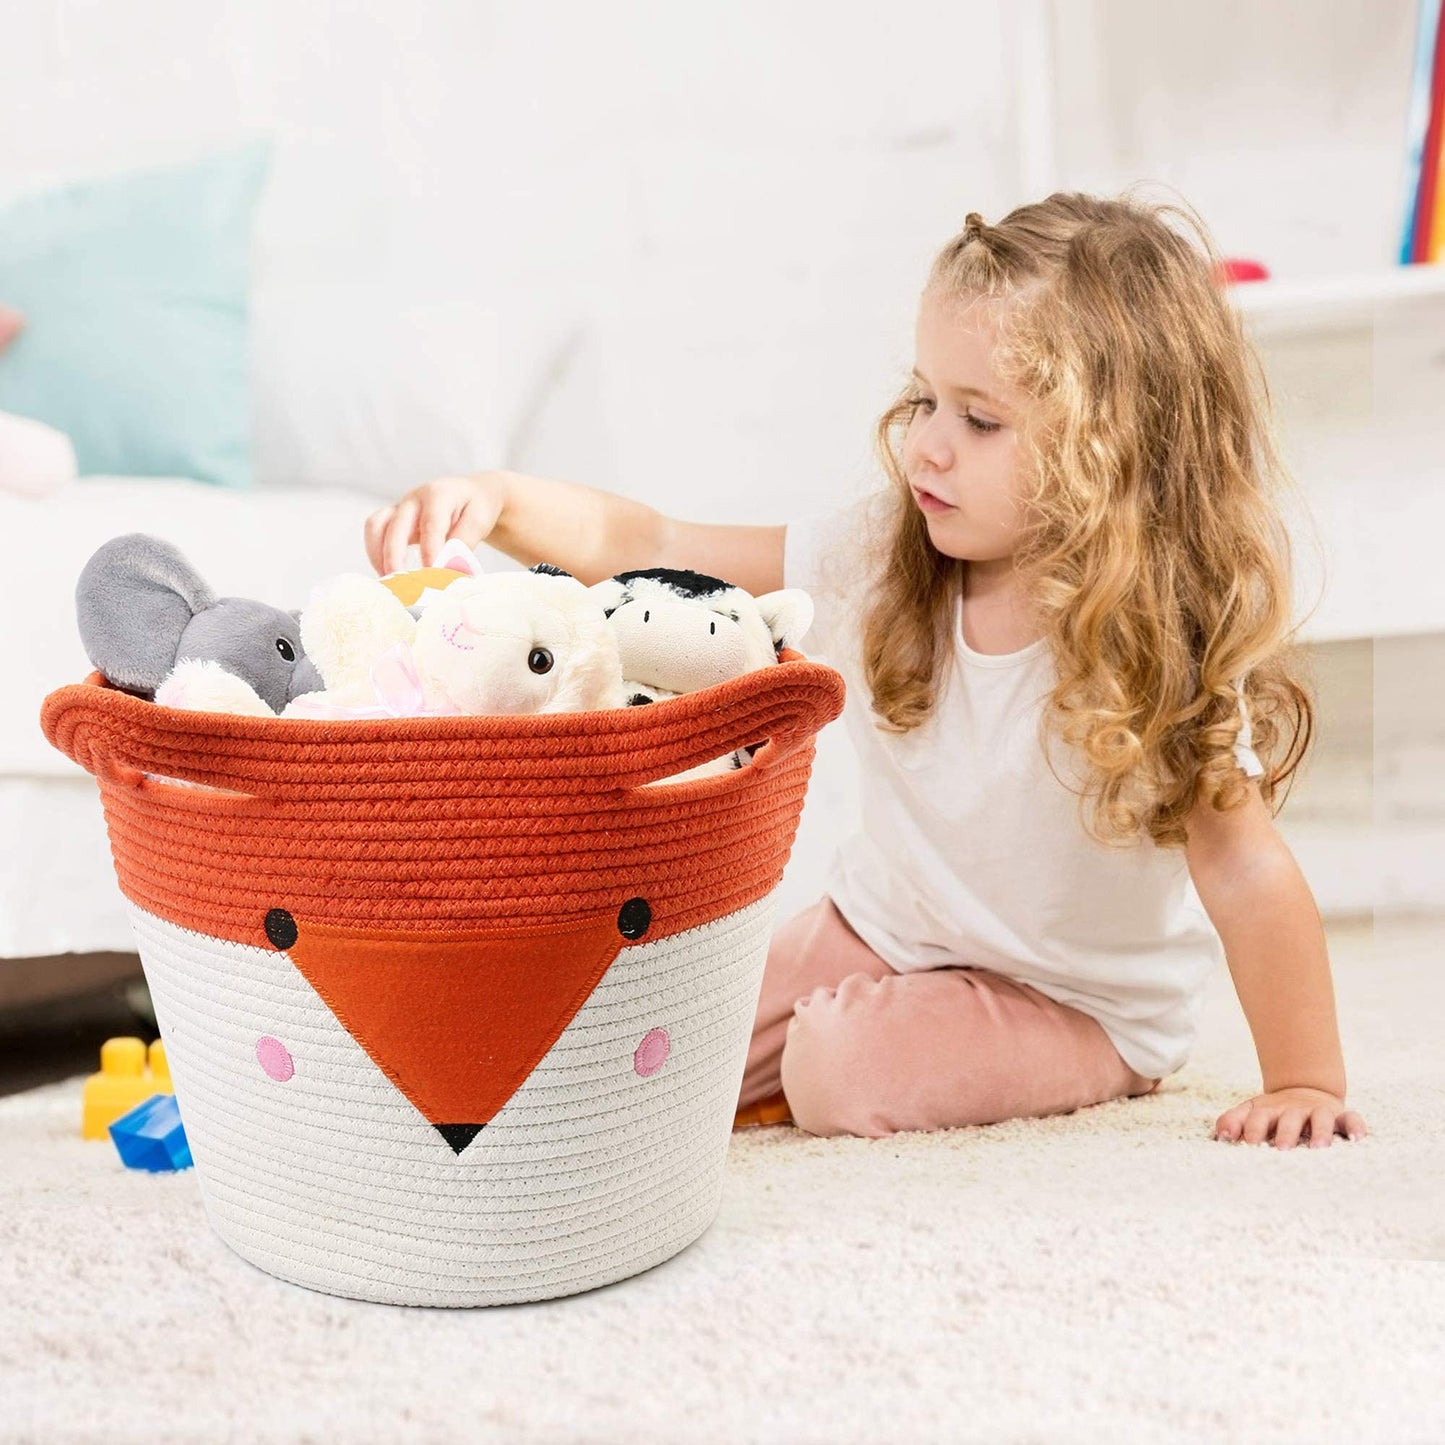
[128,894,775,1307]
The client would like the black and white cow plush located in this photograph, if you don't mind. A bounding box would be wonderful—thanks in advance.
[588,568,814,778]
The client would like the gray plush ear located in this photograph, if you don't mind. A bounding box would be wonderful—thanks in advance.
[754,588,814,651]
[76,534,217,695]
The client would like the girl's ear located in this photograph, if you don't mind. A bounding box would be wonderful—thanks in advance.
[754,589,814,651]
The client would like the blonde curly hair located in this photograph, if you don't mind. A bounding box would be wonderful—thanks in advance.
[861,191,1314,849]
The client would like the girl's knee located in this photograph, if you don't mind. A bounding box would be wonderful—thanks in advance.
[779,975,893,1138]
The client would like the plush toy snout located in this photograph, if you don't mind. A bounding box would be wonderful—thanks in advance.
[451,592,500,642]
[607,601,756,695]
[410,573,626,716]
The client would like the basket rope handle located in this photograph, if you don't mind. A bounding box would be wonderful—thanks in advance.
[605,656,844,794]
[40,676,265,804]
[40,659,845,802]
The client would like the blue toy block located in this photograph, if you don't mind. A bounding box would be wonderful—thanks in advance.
[108,1092,193,1172]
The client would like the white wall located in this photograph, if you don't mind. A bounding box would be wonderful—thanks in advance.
[0,0,1429,920]
[3,1,1419,511]
[1047,0,1417,275]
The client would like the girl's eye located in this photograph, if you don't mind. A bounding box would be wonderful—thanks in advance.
[964,412,1002,434]
[906,393,935,414]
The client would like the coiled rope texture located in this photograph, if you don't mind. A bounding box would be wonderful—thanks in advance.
[41,653,845,950]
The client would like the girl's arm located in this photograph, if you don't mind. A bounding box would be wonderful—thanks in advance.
[1185,783,1368,1148]
[364,470,786,596]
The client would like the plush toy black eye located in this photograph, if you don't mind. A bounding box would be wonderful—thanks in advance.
[276,637,296,662]
[709,621,716,635]
[528,647,554,675]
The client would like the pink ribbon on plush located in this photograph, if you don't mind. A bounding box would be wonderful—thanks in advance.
[286,642,461,720]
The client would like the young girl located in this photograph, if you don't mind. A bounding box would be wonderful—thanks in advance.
[365,191,1369,1152]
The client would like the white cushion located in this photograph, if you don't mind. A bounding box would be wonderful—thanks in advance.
[3,476,383,777]
[250,280,571,497]
[0,411,77,499]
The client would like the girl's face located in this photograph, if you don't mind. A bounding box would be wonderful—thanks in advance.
[903,289,1031,565]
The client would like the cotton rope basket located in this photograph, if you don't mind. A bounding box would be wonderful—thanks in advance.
[41,652,844,1307]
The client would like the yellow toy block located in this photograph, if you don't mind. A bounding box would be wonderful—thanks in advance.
[81,1036,175,1140]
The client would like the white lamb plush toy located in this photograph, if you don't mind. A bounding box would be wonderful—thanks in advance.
[588,567,814,780]
[286,561,627,719]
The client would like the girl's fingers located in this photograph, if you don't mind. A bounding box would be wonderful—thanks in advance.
[1306,1106,1339,1148]
[363,507,393,575]
[382,497,421,575]
[418,500,459,569]
[1214,1103,1249,1141]
[455,496,501,550]
[1216,1100,1367,1147]
[1241,1108,1275,1146]
[1273,1109,1309,1150]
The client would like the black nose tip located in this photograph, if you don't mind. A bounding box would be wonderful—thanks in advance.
[435,1123,485,1154]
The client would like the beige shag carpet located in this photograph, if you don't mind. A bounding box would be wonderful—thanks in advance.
[2,914,1441,1445]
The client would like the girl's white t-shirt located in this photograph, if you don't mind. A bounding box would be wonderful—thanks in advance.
[786,500,1264,1081]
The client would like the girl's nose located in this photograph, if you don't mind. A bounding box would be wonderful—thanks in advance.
[905,412,952,474]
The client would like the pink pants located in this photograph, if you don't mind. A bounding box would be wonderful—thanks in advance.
[737,896,1160,1138]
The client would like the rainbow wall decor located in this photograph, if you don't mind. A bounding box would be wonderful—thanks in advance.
[1401,0,1445,263]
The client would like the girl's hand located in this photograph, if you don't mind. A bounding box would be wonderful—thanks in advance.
[364,473,509,576]
[1214,1087,1368,1149]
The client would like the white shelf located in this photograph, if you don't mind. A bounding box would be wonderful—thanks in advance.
[1289,467,1445,644]
[1224,269,1445,642]
[1230,265,1445,336]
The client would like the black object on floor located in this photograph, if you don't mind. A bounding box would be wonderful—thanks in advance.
[0,979,157,1098]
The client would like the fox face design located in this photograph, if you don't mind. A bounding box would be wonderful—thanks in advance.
[121,892,777,1305]
[240,896,656,1152]
[127,895,775,1157]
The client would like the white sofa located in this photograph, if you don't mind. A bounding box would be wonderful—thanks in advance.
[0,242,586,978]
[3,479,386,963]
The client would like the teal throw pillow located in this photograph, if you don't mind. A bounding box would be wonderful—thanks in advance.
[0,143,270,489]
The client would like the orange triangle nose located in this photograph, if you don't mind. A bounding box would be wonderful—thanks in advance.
[279,912,631,1134]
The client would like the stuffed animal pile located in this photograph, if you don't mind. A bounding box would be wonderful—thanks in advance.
[75,534,814,780]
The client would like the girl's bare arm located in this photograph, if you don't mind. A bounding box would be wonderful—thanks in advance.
[364,470,785,596]
[1186,783,1367,1147]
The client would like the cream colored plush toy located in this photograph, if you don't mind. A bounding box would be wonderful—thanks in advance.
[284,561,626,719]
[588,567,814,780]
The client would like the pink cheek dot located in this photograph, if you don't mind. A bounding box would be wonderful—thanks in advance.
[256,1036,295,1082]
[633,1028,670,1078]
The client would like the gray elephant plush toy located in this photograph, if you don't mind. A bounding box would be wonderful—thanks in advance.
[76,533,321,714]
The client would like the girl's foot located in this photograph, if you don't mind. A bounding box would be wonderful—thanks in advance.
[733,1091,793,1129]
